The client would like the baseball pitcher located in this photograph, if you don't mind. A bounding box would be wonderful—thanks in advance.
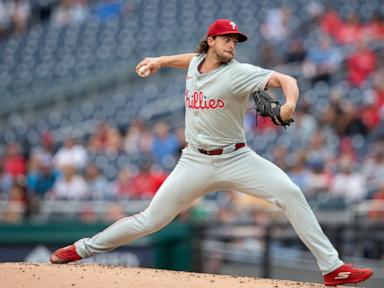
[51,19,373,286]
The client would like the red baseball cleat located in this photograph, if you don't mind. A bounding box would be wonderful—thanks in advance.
[323,263,374,286]
[50,244,82,264]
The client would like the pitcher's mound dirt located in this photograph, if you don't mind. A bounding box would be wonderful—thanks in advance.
[0,262,348,288]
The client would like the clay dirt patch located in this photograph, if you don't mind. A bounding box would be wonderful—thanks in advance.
[0,262,349,288]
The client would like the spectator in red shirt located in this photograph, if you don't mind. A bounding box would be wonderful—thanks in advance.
[3,143,26,178]
[346,40,377,87]
[363,14,384,41]
[361,96,382,131]
[335,12,363,45]
[320,8,342,39]
[129,157,168,199]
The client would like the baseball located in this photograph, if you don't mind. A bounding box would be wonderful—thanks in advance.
[138,65,150,78]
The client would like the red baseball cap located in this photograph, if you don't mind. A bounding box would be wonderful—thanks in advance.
[207,19,248,42]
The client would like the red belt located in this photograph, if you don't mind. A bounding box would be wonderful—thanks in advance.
[186,142,246,155]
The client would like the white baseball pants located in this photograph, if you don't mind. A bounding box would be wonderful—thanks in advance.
[76,146,343,274]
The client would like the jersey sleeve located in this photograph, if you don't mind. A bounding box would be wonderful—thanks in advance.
[230,63,273,98]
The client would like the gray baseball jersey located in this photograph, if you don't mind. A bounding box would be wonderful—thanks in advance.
[185,54,272,149]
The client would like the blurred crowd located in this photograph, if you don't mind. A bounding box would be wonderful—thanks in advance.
[252,4,384,219]
[257,4,384,86]
[0,2,384,226]
[0,0,132,38]
[0,119,183,201]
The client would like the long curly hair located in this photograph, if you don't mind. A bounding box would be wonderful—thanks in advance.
[195,37,210,54]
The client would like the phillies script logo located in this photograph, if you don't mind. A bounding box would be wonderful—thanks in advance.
[185,90,225,110]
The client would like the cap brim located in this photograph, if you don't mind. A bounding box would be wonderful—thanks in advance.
[209,31,248,42]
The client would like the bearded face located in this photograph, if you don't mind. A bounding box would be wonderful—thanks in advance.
[209,35,238,64]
